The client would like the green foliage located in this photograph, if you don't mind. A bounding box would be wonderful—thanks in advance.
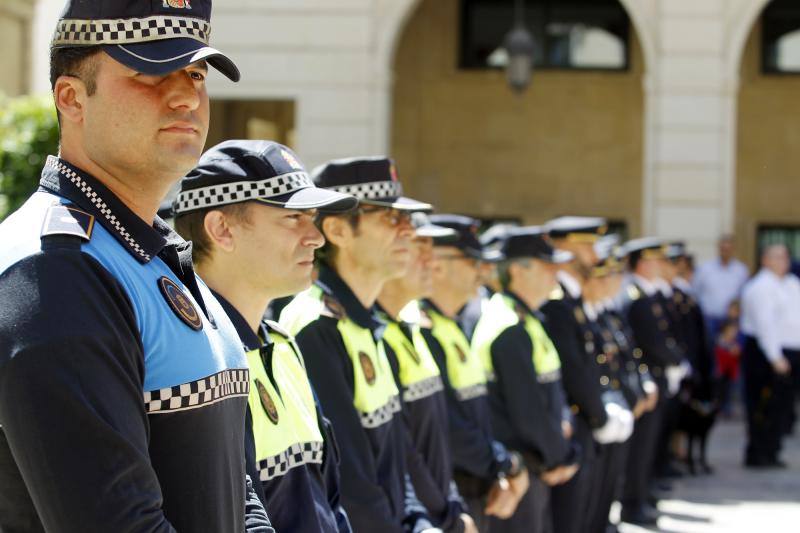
[0,94,59,220]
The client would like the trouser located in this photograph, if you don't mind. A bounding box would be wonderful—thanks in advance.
[781,349,800,435]
[489,476,551,533]
[743,337,788,462]
[551,419,594,533]
[584,441,628,533]
[653,394,681,477]
[620,384,665,513]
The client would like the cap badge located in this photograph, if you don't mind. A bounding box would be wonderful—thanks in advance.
[359,351,377,385]
[158,277,203,331]
[163,0,192,9]
[255,379,280,424]
[281,149,303,171]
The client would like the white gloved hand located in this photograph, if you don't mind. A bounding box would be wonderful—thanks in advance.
[665,365,683,396]
[680,359,693,379]
[615,407,634,443]
[593,403,623,444]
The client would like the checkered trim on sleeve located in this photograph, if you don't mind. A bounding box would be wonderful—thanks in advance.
[454,383,488,402]
[144,368,249,414]
[257,441,324,482]
[46,156,152,262]
[52,16,211,47]
[329,180,402,202]
[359,394,401,429]
[174,172,314,214]
[402,375,444,403]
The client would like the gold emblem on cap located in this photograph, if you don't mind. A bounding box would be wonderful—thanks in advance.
[163,0,192,9]
[281,149,303,170]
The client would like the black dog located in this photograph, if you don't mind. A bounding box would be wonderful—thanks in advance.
[677,378,722,474]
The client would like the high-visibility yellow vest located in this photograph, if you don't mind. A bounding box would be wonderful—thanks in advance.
[425,306,487,401]
[472,293,562,383]
[246,325,324,482]
[382,318,443,403]
[281,285,400,429]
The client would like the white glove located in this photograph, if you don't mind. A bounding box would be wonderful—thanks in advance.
[665,365,683,396]
[593,403,624,444]
[680,359,693,379]
[615,406,634,443]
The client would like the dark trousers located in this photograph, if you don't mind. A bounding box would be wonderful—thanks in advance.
[653,395,681,477]
[621,387,665,514]
[584,442,628,533]
[781,349,800,435]
[489,476,552,533]
[743,337,789,463]
[551,419,594,533]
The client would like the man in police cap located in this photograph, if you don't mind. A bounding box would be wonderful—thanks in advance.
[540,216,632,533]
[280,157,439,532]
[421,214,530,531]
[377,214,479,533]
[0,1,273,532]
[173,140,358,532]
[471,226,580,533]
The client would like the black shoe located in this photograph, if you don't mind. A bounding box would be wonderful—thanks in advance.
[621,506,659,526]
[658,462,684,478]
[744,457,786,469]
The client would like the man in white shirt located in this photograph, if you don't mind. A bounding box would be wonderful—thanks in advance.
[740,244,800,468]
[692,235,750,341]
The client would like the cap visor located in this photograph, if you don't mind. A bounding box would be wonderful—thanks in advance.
[416,224,457,239]
[549,249,574,264]
[105,38,240,82]
[360,196,432,211]
[257,187,358,213]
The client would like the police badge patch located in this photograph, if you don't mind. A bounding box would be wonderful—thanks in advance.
[158,277,203,331]
[255,379,279,424]
[454,343,468,363]
[359,351,377,385]
[163,0,192,8]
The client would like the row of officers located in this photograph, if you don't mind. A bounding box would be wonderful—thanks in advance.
[167,140,707,533]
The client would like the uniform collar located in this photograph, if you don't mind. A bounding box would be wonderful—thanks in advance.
[212,290,269,352]
[632,274,658,296]
[39,155,170,264]
[317,263,384,332]
[557,270,582,299]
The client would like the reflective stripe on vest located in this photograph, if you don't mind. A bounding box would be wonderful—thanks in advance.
[383,320,443,403]
[246,333,324,482]
[427,308,487,401]
[472,293,562,384]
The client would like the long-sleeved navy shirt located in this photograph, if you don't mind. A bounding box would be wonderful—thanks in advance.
[217,293,351,533]
[281,265,433,533]
[0,157,271,532]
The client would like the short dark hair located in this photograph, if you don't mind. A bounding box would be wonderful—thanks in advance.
[174,202,252,266]
[50,45,103,127]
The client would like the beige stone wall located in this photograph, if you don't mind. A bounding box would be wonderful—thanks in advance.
[391,0,644,231]
[0,3,32,97]
[736,20,800,268]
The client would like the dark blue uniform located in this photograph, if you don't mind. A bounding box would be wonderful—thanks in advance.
[0,157,270,532]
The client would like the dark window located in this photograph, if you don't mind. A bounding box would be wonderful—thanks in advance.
[459,0,630,71]
[756,225,800,259]
[762,0,800,74]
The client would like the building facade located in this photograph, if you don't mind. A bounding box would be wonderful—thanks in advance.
[26,0,799,266]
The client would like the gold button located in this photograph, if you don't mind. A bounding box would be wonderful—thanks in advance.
[612,379,620,389]
[600,376,610,386]
[639,363,648,374]
[633,348,643,358]
[570,404,580,415]
[597,354,607,364]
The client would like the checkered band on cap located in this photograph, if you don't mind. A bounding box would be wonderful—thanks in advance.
[52,16,211,46]
[359,395,401,429]
[329,180,403,202]
[402,375,444,403]
[454,383,488,402]
[174,172,314,214]
[258,441,324,482]
[144,368,250,414]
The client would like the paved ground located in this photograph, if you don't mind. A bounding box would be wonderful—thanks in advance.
[615,416,800,532]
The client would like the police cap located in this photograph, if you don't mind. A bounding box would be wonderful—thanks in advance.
[175,140,358,215]
[311,157,431,211]
[545,216,607,243]
[429,214,504,262]
[502,226,573,264]
[411,213,457,240]
[52,0,240,81]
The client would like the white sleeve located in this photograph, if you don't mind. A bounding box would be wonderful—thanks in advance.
[747,281,783,363]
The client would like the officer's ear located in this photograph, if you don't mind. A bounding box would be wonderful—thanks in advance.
[320,215,351,249]
[54,75,92,127]
[203,209,236,253]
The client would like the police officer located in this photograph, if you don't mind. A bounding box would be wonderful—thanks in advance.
[377,214,478,533]
[619,238,685,525]
[471,226,580,533]
[280,157,439,532]
[422,214,530,531]
[173,140,359,531]
[540,216,630,533]
[0,1,272,531]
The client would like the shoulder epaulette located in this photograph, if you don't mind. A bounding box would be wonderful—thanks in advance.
[548,286,565,301]
[41,204,95,242]
[321,293,346,320]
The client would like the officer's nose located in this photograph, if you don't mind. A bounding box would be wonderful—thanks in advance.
[165,68,203,112]
[303,219,326,250]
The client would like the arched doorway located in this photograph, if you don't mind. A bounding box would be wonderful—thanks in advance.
[390,0,646,233]
[735,0,800,268]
